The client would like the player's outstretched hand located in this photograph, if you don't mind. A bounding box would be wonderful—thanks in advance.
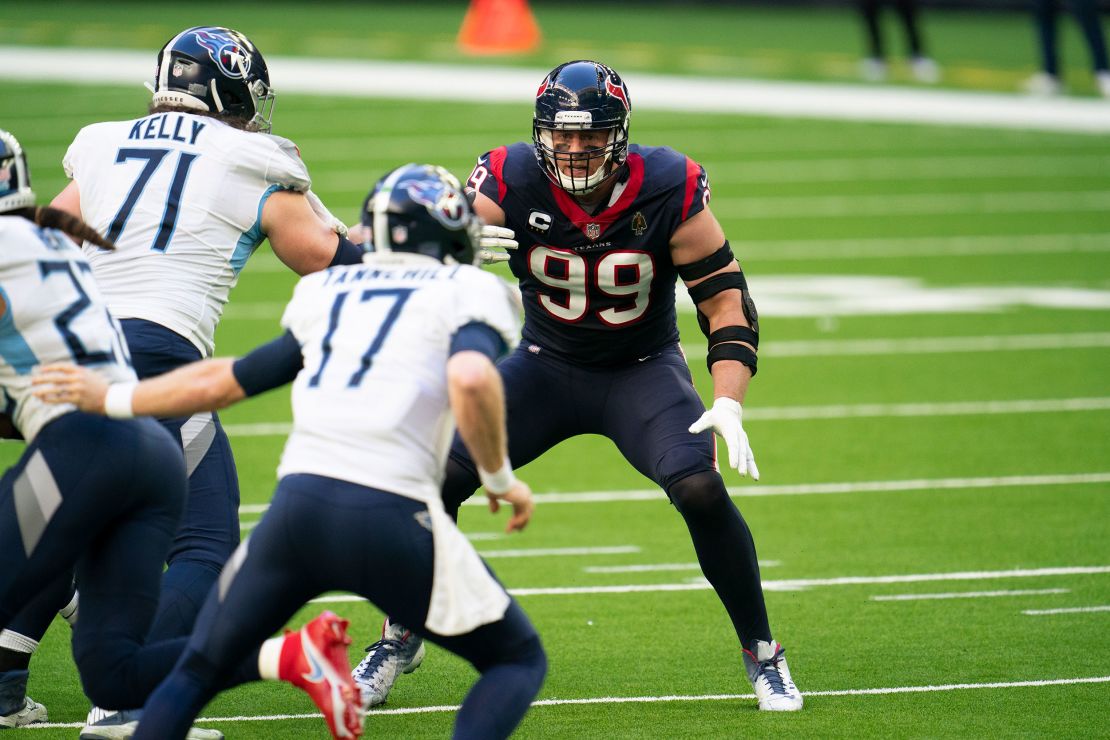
[487,479,534,533]
[477,225,517,265]
[31,362,108,413]
[688,397,760,480]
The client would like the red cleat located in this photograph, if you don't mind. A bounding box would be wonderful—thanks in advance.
[278,611,363,739]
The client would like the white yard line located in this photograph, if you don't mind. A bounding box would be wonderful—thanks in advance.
[712,190,1110,219]
[730,234,1110,262]
[4,46,1110,133]
[224,396,1110,438]
[24,675,1110,728]
[871,588,1070,602]
[710,155,1110,184]
[1023,606,1110,615]
[239,471,1110,516]
[584,561,780,574]
[480,546,640,559]
[304,565,1110,602]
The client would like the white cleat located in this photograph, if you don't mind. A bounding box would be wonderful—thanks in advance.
[1023,72,1063,97]
[352,619,425,708]
[910,56,941,84]
[860,57,888,83]
[0,695,47,728]
[1096,71,1110,99]
[79,707,224,739]
[743,640,803,712]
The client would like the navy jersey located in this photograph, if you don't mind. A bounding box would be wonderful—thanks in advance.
[468,142,710,366]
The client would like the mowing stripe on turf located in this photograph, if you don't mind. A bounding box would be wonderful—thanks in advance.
[239,471,1110,516]
[709,155,1110,183]
[20,676,1110,728]
[870,588,1070,601]
[222,397,1110,438]
[1022,605,1110,615]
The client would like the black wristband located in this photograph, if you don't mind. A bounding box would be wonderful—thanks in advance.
[330,235,364,266]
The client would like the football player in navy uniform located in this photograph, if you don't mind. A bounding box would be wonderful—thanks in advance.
[0,129,354,740]
[35,164,546,740]
[355,60,803,712]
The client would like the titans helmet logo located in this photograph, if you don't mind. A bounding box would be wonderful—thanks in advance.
[406,181,466,229]
[193,30,252,80]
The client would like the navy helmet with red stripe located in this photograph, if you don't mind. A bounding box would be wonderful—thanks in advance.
[360,163,482,265]
[532,60,631,196]
[148,26,275,133]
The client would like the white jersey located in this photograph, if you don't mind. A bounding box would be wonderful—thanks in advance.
[0,217,135,441]
[277,253,520,504]
[63,111,311,356]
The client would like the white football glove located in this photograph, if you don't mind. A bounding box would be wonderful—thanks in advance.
[688,397,760,480]
[304,189,348,237]
[477,225,518,264]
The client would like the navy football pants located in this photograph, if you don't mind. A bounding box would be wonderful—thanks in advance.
[0,413,189,709]
[136,474,545,740]
[444,344,717,507]
[443,343,774,648]
[122,319,241,641]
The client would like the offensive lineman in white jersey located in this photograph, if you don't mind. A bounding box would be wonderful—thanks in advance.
[14,26,369,735]
[0,129,357,739]
[35,164,546,740]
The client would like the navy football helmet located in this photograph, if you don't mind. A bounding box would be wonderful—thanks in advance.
[360,164,482,265]
[533,60,631,195]
[148,26,275,133]
[0,129,35,214]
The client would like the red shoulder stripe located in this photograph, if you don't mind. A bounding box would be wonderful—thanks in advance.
[488,145,508,203]
[681,156,702,221]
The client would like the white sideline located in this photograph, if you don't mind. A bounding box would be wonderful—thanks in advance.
[20,676,1110,728]
[223,396,1110,438]
[1023,605,1110,615]
[870,588,1070,602]
[730,234,1110,261]
[3,46,1110,133]
[585,560,780,573]
[238,471,1110,517]
[306,564,1110,602]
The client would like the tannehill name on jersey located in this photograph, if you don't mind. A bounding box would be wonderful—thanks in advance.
[321,264,461,287]
[126,113,207,145]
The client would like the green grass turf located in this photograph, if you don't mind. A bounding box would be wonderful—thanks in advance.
[2,0,1110,94]
[1,8,1109,737]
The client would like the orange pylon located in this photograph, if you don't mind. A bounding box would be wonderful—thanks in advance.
[457,0,542,56]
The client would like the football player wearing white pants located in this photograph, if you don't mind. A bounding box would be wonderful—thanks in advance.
[2,25,366,736]
[34,164,547,740]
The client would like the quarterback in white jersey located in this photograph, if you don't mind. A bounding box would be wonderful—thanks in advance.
[43,31,368,701]
[35,164,546,740]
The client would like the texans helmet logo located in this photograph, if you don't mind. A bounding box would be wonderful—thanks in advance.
[605,78,629,110]
[193,29,252,80]
[536,77,550,98]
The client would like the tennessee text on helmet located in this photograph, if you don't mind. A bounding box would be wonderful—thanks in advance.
[0,129,35,214]
[360,164,483,265]
[532,60,631,196]
[148,26,276,133]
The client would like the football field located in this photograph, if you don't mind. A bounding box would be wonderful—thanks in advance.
[2,2,1109,738]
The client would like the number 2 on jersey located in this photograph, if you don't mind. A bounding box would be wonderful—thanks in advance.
[308,288,415,388]
[107,148,198,252]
